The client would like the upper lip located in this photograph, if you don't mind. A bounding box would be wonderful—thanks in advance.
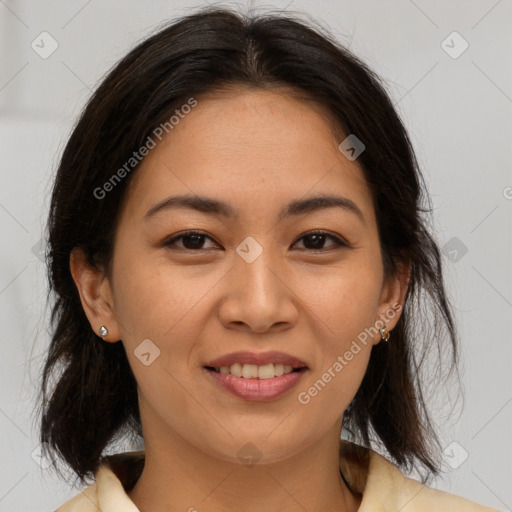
[205,351,308,369]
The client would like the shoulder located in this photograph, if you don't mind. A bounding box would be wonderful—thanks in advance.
[54,480,100,512]
[54,452,144,512]
[351,442,501,512]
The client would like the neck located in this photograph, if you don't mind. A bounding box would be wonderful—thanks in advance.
[127,422,361,512]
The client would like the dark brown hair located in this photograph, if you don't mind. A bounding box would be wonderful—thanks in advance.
[36,5,459,487]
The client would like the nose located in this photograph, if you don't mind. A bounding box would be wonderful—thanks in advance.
[217,241,299,334]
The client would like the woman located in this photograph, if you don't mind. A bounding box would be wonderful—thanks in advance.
[38,5,499,511]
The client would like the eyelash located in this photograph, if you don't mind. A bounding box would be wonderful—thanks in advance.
[163,229,349,253]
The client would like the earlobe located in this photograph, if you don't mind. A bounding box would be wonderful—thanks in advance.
[376,260,410,339]
[69,248,121,342]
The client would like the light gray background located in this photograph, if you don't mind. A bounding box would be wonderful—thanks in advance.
[1,0,511,510]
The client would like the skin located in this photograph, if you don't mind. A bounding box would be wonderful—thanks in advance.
[70,86,409,512]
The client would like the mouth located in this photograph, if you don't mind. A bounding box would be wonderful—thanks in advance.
[204,350,309,374]
[203,356,309,402]
[204,363,307,379]
[202,352,309,401]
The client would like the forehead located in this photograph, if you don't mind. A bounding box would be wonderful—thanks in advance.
[121,87,375,224]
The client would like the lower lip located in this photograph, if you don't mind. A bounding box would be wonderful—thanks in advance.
[205,368,307,401]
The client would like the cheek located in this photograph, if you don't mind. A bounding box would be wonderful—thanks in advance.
[111,247,224,342]
[295,283,377,428]
[293,259,381,408]
[300,347,372,403]
[110,252,210,422]
[297,256,382,345]
[110,249,229,403]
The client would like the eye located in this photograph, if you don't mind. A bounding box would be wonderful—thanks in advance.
[163,229,348,252]
[292,230,348,252]
[163,230,219,251]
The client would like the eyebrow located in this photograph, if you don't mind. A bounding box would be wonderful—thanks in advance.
[145,193,366,225]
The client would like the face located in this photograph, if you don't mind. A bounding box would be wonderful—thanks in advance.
[74,86,406,465]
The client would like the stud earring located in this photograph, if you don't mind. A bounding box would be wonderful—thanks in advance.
[99,326,108,337]
[379,326,390,342]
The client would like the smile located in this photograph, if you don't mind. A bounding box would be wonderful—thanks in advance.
[204,365,307,401]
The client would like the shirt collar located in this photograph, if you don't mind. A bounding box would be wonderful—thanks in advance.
[68,439,492,512]
[93,440,380,510]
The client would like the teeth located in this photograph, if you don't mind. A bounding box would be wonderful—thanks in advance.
[230,363,243,377]
[215,363,297,379]
[258,364,274,380]
[242,364,258,379]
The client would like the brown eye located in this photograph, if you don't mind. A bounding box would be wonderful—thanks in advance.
[292,231,348,251]
[163,230,348,252]
[163,230,219,251]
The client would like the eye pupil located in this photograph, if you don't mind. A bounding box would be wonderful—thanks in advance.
[304,234,326,250]
[182,234,204,249]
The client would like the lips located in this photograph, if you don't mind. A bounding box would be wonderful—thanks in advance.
[203,351,308,401]
[205,368,306,401]
[204,351,308,369]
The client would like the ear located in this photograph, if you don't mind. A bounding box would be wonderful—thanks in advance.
[372,259,410,345]
[69,248,121,343]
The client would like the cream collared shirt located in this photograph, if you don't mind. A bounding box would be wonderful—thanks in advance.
[55,440,500,511]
